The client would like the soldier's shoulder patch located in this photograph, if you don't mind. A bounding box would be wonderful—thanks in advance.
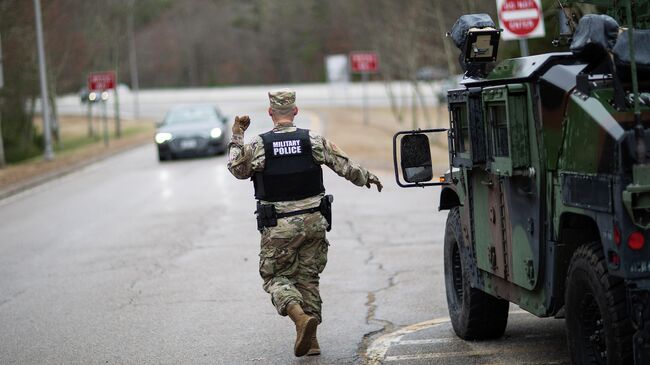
[329,141,342,154]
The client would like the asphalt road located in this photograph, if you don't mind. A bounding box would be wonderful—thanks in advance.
[0,109,570,364]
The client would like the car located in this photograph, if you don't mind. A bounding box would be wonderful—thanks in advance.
[155,105,229,161]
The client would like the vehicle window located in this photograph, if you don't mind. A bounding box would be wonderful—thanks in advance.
[488,103,509,157]
[451,104,470,153]
[165,107,218,124]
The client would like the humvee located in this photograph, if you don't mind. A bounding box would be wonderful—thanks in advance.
[393,1,650,364]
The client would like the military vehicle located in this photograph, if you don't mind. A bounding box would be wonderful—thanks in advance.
[393,1,650,364]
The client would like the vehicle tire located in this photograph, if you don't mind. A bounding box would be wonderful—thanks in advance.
[444,207,509,340]
[158,151,171,162]
[565,242,633,365]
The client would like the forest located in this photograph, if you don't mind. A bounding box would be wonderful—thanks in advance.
[0,0,588,162]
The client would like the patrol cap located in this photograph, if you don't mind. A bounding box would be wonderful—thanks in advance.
[268,88,296,110]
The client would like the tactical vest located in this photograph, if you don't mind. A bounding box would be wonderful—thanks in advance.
[253,128,325,202]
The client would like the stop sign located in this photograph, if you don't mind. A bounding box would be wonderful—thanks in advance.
[497,0,546,40]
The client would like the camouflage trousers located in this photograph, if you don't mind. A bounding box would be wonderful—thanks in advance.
[259,211,329,323]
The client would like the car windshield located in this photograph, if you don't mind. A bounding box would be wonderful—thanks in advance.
[164,107,219,125]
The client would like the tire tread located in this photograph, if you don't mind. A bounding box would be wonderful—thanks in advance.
[565,242,634,365]
[445,207,509,340]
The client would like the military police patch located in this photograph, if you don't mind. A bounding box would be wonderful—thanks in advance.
[272,139,303,156]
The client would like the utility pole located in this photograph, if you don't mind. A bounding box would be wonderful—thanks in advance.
[33,0,54,161]
[0,33,6,168]
[362,72,369,125]
[128,0,140,119]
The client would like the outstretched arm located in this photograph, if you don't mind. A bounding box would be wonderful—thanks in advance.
[313,134,382,192]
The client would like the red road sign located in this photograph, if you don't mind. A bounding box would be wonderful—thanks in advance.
[498,0,545,40]
[350,52,379,73]
[88,71,116,91]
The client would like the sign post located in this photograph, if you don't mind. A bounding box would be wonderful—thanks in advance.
[102,92,109,147]
[496,0,546,56]
[0,33,5,168]
[88,71,116,147]
[350,52,379,125]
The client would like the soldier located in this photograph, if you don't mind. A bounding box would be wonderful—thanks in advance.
[227,88,383,357]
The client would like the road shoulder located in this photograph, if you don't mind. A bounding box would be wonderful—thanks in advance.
[0,119,153,200]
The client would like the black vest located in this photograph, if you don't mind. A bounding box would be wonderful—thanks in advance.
[253,128,325,202]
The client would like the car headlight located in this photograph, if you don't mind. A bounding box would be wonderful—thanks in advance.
[155,132,173,144]
[210,127,223,139]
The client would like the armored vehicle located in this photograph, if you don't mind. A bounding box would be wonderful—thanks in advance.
[393,1,650,363]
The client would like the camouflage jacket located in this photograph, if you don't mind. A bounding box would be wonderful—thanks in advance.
[227,123,371,212]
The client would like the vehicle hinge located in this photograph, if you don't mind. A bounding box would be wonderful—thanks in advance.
[498,178,509,279]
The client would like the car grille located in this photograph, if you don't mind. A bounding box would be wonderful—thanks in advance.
[170,136,209,151]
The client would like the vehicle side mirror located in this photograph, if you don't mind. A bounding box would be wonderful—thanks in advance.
[156,121,164,128]
[401,134,433,183]
[393,129,450,188]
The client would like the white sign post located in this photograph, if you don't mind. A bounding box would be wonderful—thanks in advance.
[496,0,546,56]
[325,55,349,83]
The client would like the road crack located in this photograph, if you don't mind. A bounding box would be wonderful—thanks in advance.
[342,218,404,365]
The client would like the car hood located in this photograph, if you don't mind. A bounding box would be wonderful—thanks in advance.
[157,121,223,137]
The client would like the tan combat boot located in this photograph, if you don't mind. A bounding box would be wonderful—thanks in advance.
[307,327,320,356]
[286,303,318,357]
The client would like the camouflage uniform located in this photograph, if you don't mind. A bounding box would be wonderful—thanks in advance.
[227,117,373,323]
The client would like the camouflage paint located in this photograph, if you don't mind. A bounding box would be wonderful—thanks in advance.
[419,2,650,360]
[441,46,650,318]
[447,79,547,315]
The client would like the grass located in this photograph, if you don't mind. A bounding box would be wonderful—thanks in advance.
[0,116,154,192]
[52,125,151,154]
[4,116,154,167]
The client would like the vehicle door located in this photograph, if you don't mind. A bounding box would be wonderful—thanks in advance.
[472,84,541,291]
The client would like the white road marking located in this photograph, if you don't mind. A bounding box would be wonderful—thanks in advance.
[384,350,497,362]
[363,309,539,364]
[395,338,456,346]
[384,349,564,365]
[364,316,451,365]
[385,346,564,363]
